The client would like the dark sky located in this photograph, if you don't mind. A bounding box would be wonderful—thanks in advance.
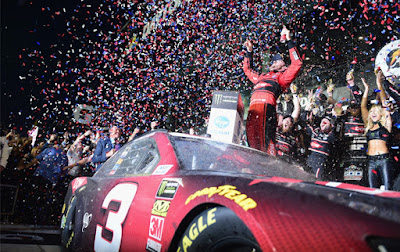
[1,0,78,131]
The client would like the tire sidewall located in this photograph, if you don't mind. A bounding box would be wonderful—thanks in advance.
[176,206,260,252]
[60,196,77,249]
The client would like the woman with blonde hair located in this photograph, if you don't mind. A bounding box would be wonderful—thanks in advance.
[361,74,394,190]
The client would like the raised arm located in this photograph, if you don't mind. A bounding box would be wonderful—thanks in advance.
[376,70,389,107]
[383,109,392,133]
[290,84,301,122]
[242,39,261,84]
[305,89,314,112]
[277,28,303,91]
[361,78,370,125]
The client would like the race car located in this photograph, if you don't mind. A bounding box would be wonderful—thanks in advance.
[60,130,400,251]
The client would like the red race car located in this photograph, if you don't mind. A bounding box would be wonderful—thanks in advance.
[60,130,400,251]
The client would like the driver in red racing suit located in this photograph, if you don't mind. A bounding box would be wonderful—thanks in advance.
[243,27,302,155]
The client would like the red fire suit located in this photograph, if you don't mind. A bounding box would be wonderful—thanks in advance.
[243,41,302,155]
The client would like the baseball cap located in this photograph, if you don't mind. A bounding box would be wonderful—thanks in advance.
[271,53,284,63]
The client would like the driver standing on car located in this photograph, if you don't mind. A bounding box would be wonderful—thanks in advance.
[243,26,303,155]
[92,125,122,171]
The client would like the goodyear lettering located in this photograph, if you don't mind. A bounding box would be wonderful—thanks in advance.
[185,185,257,211]
[151,200,171,217]
[179,208,217,252]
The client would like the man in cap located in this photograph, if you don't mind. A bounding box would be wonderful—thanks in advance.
[243,26,302,155]
[92,125,121,171]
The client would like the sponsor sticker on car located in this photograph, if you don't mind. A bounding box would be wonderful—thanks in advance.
[185,185,257,211]
[152,165,173,175]
[156,179,181,199]
[146,238,162,252]
[149,215,164,241]
[151,200,171,217]
[71,177,87,194]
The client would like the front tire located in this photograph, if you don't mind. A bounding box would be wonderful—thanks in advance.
[176,206,261,252]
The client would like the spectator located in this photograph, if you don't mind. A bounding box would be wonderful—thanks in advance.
[306,117,336,179]
[0,129,12,174]
[20,141,68,224]
[361,76,394,190]
[65,130,93,177]
[92,125,122,171]
[277,84,301,127]
[276,115,299,162]
[276,84,301,162]
[127,127,141,142]
[332,70,369,184]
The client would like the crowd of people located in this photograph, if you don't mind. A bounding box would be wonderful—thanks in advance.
[272,68,400,191]
[0,122,145,225]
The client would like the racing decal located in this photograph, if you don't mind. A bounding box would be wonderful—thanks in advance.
[185,185,257,211]
[109,164,121,175]
[156,179,181,199]
[152,165,173,175]
[149,215,164,241]
[310,141,323,149]
[109,159,124,175]
[146,238,162,252]
[151,200,171,217]
[120,149,130,158]
[71,177,87,194]
[94,183,138,252]
[292,50,299,60]
[82,212,92,232]
[177,207,217,252]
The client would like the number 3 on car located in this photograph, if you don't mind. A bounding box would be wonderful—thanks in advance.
[94,183,137,252]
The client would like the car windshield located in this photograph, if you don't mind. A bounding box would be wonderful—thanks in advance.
[94,137,160,178]
[170,135,316,182]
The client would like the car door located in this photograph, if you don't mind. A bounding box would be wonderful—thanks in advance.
[74,137,166,251]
